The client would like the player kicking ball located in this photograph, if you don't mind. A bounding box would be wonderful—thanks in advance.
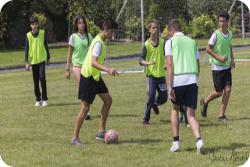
[70,18,119,145]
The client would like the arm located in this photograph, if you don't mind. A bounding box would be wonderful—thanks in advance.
[92,56,119,77]
[66,45,73,79]
[206,44,227,62]
[25,36,30,71]
[44,34,50,66]
[197,59,200,75]
[139,45,155,66]
[230,45,235,69]
[166,56,175,101]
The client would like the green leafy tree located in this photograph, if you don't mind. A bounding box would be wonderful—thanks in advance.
[125,16,142,41]
[190,14,215,38]
[86,19,101,38]
[0,0,31,48]
[33,12,47,30]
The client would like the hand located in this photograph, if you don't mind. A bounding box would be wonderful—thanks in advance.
[164,64,167,70]
[219,56,228,62]
[147,60,155,66]
[47,59,50,66]
[66,71,70,79]
[26,63,30,71]
[231,59,235,69]
[169,87,176,101]
[108,68,119,77]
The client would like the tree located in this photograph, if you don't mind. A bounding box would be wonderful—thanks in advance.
[0,0,32,47]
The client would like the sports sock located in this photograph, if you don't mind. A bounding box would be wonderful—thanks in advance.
[196,137,201,143]
[98,131,106,134]
[173,136,179,141]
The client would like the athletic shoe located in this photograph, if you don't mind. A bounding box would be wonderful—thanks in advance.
[85,113,91,120]
[186,124,191,129]
[170,141,180,152]
[179,111,183,122]
[70,138,85,145]
[218,115,229,122]
[42,101,48,107]
[96,131,106,141]
[196,140,205,154]
[152,106,159,115]
[200,98,208,117]
[35,101,41,106]
[142,122,150,125]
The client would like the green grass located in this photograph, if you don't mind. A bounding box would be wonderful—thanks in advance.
[0,61,250,167]
[0,37,249,68]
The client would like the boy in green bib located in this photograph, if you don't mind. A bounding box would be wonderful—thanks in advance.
[25,15,50,107]
[165,19,204,154]
[139,19,168,125]
[71,18,119,145]
[200,11,235,122]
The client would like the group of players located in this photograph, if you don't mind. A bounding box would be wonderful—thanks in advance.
[25,10,235,154]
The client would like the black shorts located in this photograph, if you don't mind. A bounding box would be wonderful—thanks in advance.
[212,68,232,92]
[172,83,198,109]
[78,75,108,104]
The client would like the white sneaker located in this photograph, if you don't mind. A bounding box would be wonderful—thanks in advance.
[196,140,205,154]
[170,141,180,152]
[42,101,48,107]
[35,101,41,106]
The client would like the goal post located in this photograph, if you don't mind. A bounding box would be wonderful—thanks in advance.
[105,0,244,72]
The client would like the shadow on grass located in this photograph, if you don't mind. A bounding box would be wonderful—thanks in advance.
[119,138,167,144]
[159,119,171,124]
[199,122,227,127]
[230,117,250,121]
[92,114,139,118]
[185,143,250,155]
[49,103,79,106]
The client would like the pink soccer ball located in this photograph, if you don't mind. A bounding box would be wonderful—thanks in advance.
[105,130,118,144]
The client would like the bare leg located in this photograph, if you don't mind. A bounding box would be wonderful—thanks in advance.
[204,91,223,105]
[73,70,81,85]
[171,103,180,137]
[220,85,231,117]
[98,93,112,132]
[186,107,200,139]
[72,100,90,139]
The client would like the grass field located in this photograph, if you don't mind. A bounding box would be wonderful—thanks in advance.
[0,61,250,166]
[0,37,249,68]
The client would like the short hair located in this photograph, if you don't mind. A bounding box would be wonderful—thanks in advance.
[148,19,158,29]
[30,15,38,24]
[103,17,118,30]
[219,11,229,21]
[167,19,181,32]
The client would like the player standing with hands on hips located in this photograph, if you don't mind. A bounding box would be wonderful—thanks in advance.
[66,14,93,120]
[165,19,204,154]
[70,17,119,145]
[200,11,235,122]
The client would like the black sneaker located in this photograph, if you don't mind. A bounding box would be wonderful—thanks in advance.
[85,113,90,120]
[200,98,208,117]
[218,115,229,122]
[152,106,159,115]
[96,131,106,141]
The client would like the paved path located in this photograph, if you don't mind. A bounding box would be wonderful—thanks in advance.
[0,45,249,73]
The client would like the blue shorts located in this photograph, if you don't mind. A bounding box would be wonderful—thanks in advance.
[171,83,198,109]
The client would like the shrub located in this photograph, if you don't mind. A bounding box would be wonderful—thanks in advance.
[190,14,215,38]
[33,12,47,30]
[125,16,142,41]
[86,19,101,38]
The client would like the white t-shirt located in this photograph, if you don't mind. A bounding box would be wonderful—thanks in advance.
[165,32,199,87]
[92,35,107,58]
[68,33,94,46]
[208,31,233,71]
